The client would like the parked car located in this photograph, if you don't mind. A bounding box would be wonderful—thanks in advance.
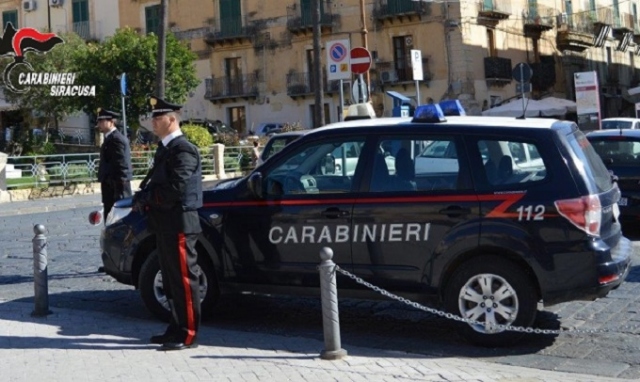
[587,129,640,226]
[182,119,238,142]
[250,123,286,137]
[96,104,630,347]
[601,118,640,130]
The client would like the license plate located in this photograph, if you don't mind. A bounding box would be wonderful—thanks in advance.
[618,197,628,207]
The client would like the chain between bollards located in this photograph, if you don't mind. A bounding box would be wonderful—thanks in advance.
[318,247,347,360]
[32,224,52,317]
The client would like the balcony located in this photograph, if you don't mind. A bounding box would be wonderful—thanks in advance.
[523,3,554,38]
[72,21,96,41]
[204,16,255,47]
[287,71,332,99]
[204,74,259,103]
[530,57,556,91]
[556,13,595,52]
[374,0,432,23]
[613,12,634,33]
[286,1,334,36]
[477,0,510,25]
[484,56,511,85]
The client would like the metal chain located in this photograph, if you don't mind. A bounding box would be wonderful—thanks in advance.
[334,265,608,336]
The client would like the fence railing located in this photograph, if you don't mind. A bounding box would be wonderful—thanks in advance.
[4,144,254,190]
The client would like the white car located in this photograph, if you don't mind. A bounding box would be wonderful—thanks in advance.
[601,118,640,130]
[250,123,286,137]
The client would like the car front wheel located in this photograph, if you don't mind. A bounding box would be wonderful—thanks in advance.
[138,249,218,322]
[444,255,538,347]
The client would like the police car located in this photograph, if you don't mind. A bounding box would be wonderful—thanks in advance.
[99,101,631,346]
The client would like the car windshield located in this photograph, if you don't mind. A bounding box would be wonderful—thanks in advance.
[602,120,633,130]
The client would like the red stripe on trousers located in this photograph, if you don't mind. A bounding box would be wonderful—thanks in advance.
[177,233,196,344]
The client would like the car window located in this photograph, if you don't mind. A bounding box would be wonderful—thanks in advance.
[265,138,366,195]
[602,120,633,130]
[567,131,612,193]
[589,137,640,166]
[370,137,463,192]
[479,139,547,187]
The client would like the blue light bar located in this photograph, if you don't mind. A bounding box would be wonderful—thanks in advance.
[439,100,466,116]
[412,104,446,123]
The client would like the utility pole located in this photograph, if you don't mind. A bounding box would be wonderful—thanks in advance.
[312,0,325,127]
[155,0,169,98]
[46,1,51,32]
[359,0,370,92]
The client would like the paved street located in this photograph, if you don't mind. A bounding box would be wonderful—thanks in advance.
[0,194,639,381]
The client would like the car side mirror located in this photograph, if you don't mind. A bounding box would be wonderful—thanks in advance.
[248,172,263,199]
[321,154,335,175]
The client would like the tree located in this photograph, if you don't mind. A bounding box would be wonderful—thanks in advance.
[1,32,90,137]
[74,27,199,131]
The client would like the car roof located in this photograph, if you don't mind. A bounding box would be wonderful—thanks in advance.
[586,129,640,138]
[315,115,572,134]
[601,118,640,122]
[266,131,307,139]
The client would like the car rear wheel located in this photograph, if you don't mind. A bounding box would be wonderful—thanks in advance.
[138,249,219,322]
[444,255,538,347]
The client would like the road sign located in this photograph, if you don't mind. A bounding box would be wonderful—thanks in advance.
[411,50,423,81]
[512,62,533,83]
[120,73,126,96]
[350,47,372,75]
[352,77,368,103]
[326,39,351,81]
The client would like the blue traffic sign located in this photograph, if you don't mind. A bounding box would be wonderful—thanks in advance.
[330,43,347,62]
[120,73,126,96]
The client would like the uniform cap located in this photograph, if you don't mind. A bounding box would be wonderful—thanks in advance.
[96,108,120,120]
[149,96,182,117]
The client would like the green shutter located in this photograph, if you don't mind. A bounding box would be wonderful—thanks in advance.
[220,0,241,36]
[145,5,160,35]
[300,0,312,26]
[72,0,88,22]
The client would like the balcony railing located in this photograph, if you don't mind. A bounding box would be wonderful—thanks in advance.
[484,56,512,82]
[477,0,511,19]
[72,21,92,40]
[523,3,555,29]
[204,16,255,45]
[375,0,430,20]
[286,1,334,31]
[613,12,634,32]
[593,7,613,25]
[204,74,259,101]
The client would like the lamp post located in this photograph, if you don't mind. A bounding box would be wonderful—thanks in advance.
[46,1,51,32]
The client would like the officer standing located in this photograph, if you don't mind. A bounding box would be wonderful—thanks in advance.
[133,97,203,351]
[96,108,133,220]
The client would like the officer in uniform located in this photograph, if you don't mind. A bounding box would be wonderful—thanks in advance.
[133,97,203,351]
[96,108,132,220]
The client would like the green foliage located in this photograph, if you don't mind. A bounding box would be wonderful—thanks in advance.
[181,124,213,148]
[74,28,199,129]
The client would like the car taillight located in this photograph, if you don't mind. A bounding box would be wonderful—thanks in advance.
[554,195,602,237]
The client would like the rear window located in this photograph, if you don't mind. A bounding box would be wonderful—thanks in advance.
[566,130,612,193]
[589,137,640,166]
[602,120,633,130]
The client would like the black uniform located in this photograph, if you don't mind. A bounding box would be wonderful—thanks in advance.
[97,110,132,220]
[134,97,203,348]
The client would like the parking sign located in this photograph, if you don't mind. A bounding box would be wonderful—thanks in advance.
[326,39,351,81]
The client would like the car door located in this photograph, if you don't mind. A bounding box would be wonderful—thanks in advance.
[225,135,366,287]
[350,133,480,292]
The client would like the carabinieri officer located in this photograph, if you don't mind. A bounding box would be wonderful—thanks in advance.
[133,96,203,351]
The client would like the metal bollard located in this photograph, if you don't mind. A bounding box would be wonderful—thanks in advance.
[318,247,347,360]
[32,224,52,317]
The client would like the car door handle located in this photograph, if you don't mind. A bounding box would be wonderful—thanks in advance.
[323,208,350,219]
[439,206,470,217]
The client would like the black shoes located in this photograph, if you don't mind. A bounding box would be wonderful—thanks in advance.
[158,341,198,351]
[149,333,174,345]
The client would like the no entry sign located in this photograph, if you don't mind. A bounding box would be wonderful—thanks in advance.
[350,47,372,75]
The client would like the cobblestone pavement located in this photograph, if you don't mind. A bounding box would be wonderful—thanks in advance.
[0,194,639,381]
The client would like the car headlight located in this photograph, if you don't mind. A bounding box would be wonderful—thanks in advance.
[105,206,132,226]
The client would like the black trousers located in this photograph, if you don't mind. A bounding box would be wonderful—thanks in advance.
[156,231,201,345]
[101,180,132,221]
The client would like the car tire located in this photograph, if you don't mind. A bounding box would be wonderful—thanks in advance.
[138,249,219,322]
[443,255,538,347]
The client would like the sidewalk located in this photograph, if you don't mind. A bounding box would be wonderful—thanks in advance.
[0,300,627,382]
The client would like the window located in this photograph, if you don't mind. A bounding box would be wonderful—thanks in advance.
[590,139,640,166]
[145,4,160,35]
[265,138,366,196]
[371,138,462,192]
[225,57,243,95]
[393,35,412,81]
[72,0,89,38]
[309,103,331,128]
[2,10,17,30]
[219,0,242,36]
[479,140,547,186]
[228,106,246,135]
